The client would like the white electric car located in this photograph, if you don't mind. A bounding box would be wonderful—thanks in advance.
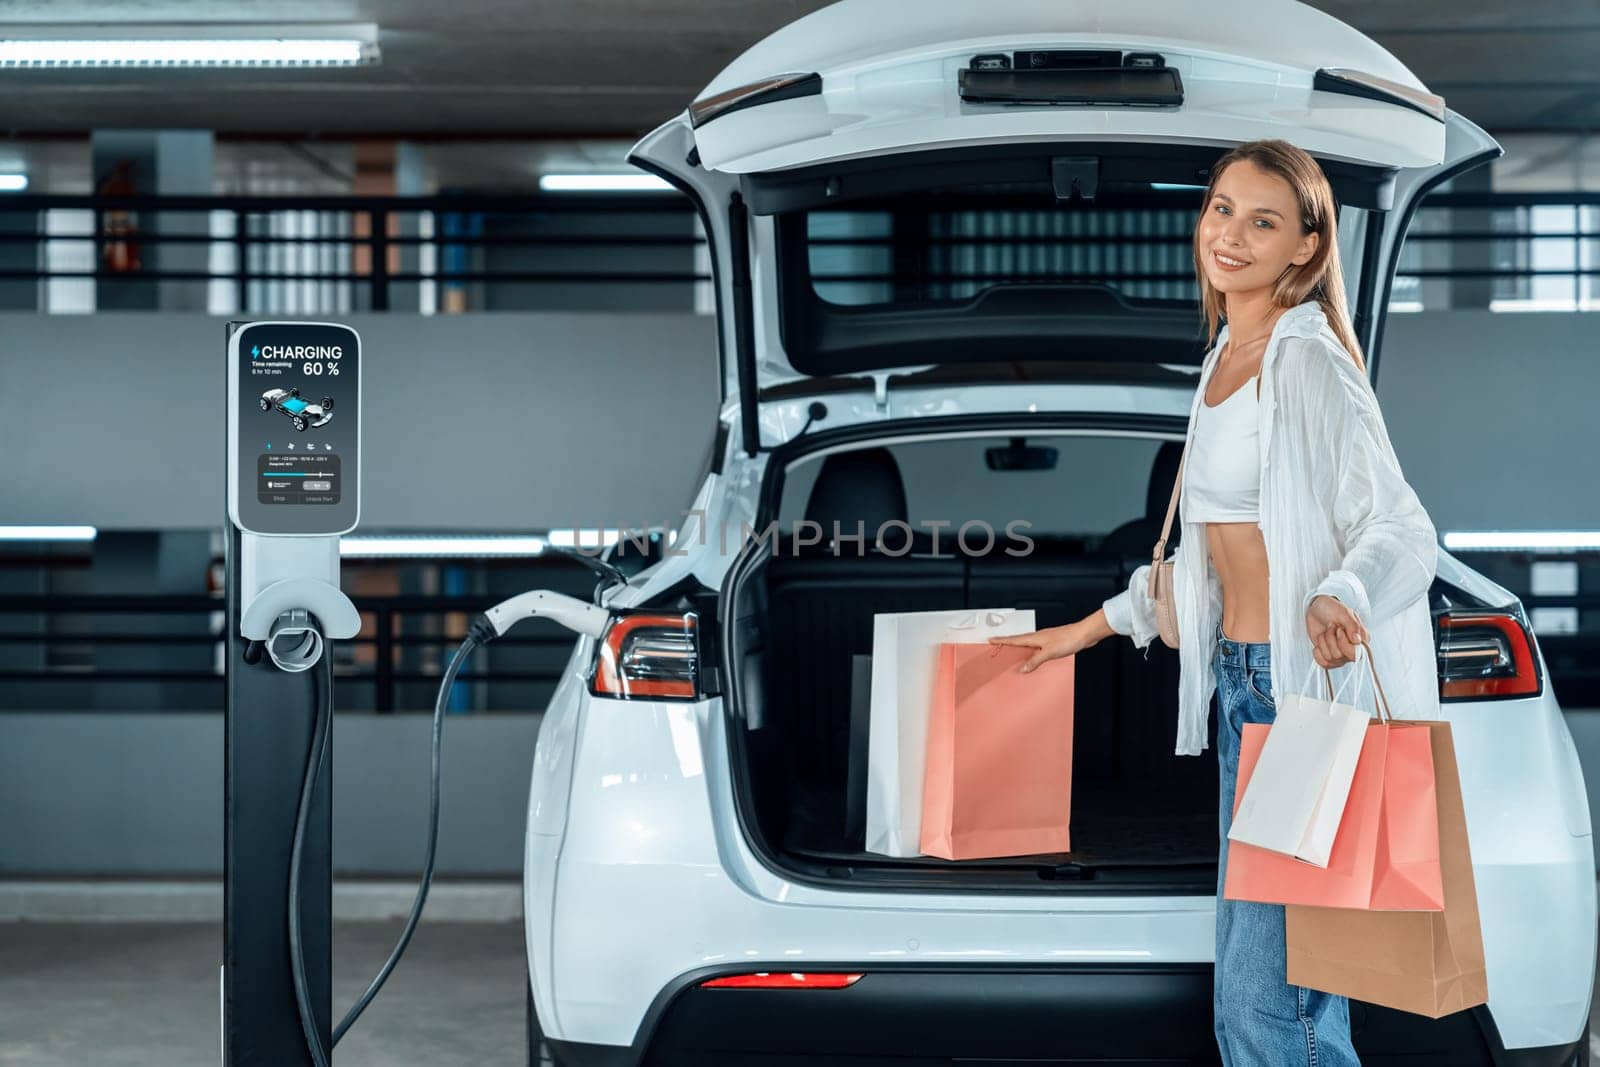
[521,1,1597,1063]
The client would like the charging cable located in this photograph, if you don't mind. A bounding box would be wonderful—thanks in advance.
[329,626,479,1046]
[275,614,479,1060]
[287,628,333,1067]
[269,585,611,1062]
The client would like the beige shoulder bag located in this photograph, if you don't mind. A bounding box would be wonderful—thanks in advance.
[1147,445,1185,649]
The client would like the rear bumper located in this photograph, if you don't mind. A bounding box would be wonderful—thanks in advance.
[546,962,1582,1067]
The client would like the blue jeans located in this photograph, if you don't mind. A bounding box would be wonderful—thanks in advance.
[1214,627,1361,1066]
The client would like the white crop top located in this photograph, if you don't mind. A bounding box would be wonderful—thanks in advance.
[1184,375,1260,522]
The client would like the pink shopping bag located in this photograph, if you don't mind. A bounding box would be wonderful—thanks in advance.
[919,642,1074,860]
[1224,719,1444,910]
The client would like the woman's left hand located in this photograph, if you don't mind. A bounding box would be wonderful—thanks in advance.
[1306,595,1367,668]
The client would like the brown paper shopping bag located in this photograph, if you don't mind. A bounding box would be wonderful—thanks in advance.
[1285,720,1487,1018]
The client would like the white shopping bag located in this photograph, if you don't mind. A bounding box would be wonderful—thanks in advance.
[1226,653,1372,868]
[864,607,1036,857]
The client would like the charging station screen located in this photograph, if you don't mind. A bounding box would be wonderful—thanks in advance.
[232,322,359,535]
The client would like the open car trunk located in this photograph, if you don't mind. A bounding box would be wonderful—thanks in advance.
[721,430,1223,893]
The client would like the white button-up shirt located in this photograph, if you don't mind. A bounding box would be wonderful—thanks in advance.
[1102,298,1441,756]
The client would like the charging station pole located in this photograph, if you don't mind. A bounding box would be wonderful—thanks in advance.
[223,519,332,1064]
[222,320,361,1065]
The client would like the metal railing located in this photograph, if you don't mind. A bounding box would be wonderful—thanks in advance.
[0,189,1596,313]
[2,579,1597,712]
[0,592,583,713]
[0,190,707,314]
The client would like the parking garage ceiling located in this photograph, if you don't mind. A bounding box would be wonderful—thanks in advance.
[0,0,1595,136]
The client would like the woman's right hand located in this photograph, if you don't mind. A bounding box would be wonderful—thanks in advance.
[988,610,1112,674]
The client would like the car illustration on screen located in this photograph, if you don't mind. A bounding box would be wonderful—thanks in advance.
[259,387,334,432]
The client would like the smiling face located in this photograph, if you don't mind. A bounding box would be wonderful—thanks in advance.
[1197,158,1319,296]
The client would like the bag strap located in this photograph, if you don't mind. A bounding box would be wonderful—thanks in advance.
[1152,332,1216,571]
[1145,427,1188,601]
[1150,441,1186,567]
[1152,441,1190,607]
[1151,331,1235,573]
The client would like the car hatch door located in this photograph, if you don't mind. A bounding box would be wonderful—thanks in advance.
[1361,109,1502,385]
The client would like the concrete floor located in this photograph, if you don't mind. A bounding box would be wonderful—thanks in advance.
[2,919,1598,1065]
[0,921,526,1066]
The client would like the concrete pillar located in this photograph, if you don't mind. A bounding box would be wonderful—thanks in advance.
[0,147,35,309]
[351,141,396,311]
[1445,164,1494,310]
[90,130,214,311]
[394,140,427,313]
[84,530,215,712]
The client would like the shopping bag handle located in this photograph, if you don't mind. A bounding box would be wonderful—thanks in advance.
[1314,639,1395,724]
[1299,641,1364,711]
[948,610,1010,631]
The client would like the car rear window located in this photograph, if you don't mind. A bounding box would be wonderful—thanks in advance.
[759,146,1378,378]
[800,183,1206,308]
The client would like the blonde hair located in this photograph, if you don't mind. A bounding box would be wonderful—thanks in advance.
[1193,138,1365,372]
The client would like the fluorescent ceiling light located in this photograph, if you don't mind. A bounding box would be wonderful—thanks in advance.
[0,525,96,541]
[0,173,27,192]
[1442,530,1600,552]
[340,528,643,558]
[539,174,675,193]
[545,528,625,549]
[341,535,548,559]
[0,23,379,68]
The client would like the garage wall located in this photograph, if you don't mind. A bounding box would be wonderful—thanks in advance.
[1376,309,1597,531]
[0,712,540,876]
[0,307,1589,534]
[0,311,721,531]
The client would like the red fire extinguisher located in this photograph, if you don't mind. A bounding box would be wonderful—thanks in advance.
[98,160,142,273]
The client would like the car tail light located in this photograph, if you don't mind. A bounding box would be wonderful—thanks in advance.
[699,972,864,990]
[1437,611,1542,701]
[589,612,698,700]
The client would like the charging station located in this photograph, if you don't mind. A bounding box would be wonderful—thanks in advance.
[217,319,620,1065]
[222,320,361,1066]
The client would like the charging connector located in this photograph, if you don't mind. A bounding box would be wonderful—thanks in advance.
[266,609,325,673]
[481,588,610,640]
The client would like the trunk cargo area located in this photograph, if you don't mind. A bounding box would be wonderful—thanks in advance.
[726,454,1223,890]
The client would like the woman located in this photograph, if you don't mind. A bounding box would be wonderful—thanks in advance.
[990,138,1440,1066]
